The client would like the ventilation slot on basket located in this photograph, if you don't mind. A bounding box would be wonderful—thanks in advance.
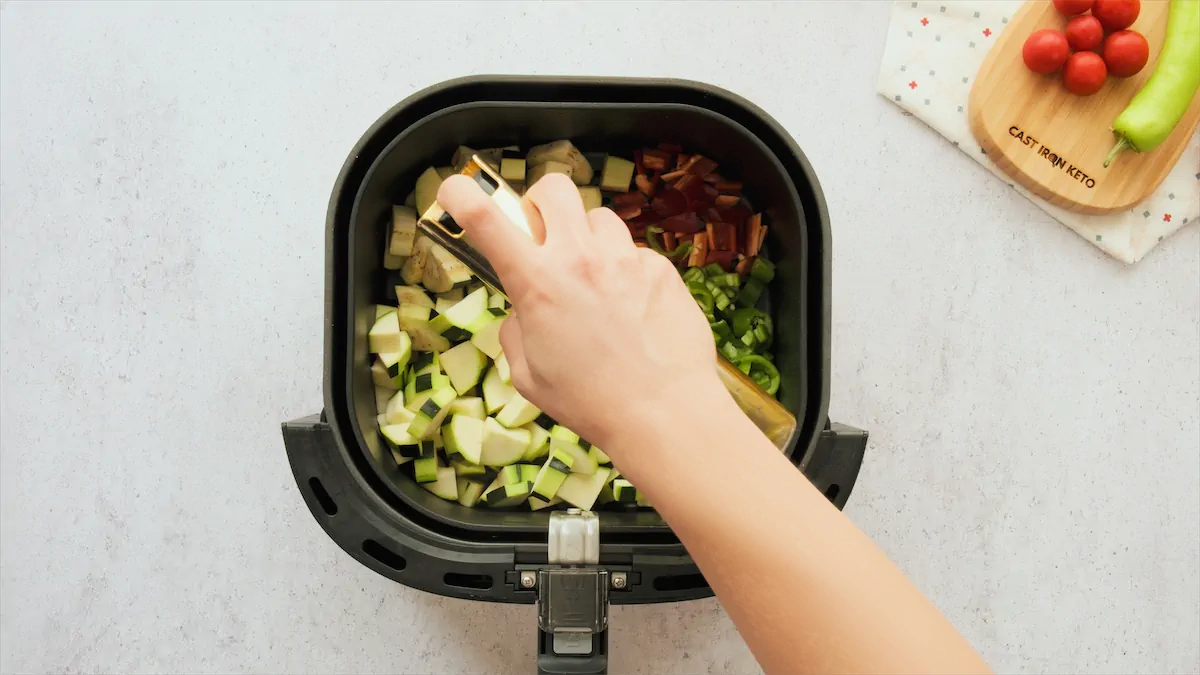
[308,477,338,516]
[824,484,840,502]
[652,573,708,592]
[362,540,407,571]
[443,572,493,590]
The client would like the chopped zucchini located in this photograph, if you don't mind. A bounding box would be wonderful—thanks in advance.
[420,465,458,499]
[442,287,493,332]
[456,478,486,507]
[612,478,637,504]
[521,422,551,462]
[442,414,484,465]
[480,416,531,466]
[578,186,602,211]
[408,386,456,439]
[440,342,488,395]
[500,157,526,183]
[434,296,457,314]
[549,425,598,475]
[371,357,402,389]
[588,446,611,467]
[367,311,400,354]
[397,303,450,353]
[469,317,504,359]
[379,348,410,381]
[496,392,541,428]
[447,396,486,420]
[390,206,418,257]
[557,467,614,510]
[483,480,533,507]
[414,167,444,215]
[401,236,433,286]
[530,449,574,502]
[376,304,397,319]
[452,460,489,478]
[528,494,563,511]
[527,160,573,186]
[435,166,454,180]
[495,352,511,384]
[412,456,440,483]
[451,146,478,172]
[422,242,473,294]
[600,156,635,192]
[395,285,434,309]
[438,287,465,303]
[380,423,420,457]
[482,366,517,414]
[525,140,592,185]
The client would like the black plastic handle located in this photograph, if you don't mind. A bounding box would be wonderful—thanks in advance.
[537,629,607,675]
[802,421,868,509]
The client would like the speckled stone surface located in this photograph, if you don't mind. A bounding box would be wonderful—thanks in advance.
[1,2,1197,674]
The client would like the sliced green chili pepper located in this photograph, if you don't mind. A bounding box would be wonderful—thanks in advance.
[702,263,726,278]
[729,308,772,347]
[749,257,776,284]
[1105,0,1200,166]
[681,267,705,285]
[710,319,734,342]
[646,227,694,260]
[687,282,714,314]
[733,354,780,396]
[736,278,765,307]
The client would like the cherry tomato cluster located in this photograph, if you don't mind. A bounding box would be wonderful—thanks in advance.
[1022,0,1149,96]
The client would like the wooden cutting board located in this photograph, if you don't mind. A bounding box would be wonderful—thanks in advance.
[969,0,1200,214]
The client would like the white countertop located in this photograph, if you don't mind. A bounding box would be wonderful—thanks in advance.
[2,2,1197,673]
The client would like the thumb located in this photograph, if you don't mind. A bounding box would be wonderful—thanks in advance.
[436,175,537,291]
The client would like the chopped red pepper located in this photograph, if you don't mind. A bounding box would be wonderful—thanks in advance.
[715,181,743,195]
[715,195,741,207]
[641,149,671,171]
[611,191,648,209]
[705,249,738,270]
[650,189,688,218]
[706,221,739,251]
[612,203,643,221]
[658,213,703,234]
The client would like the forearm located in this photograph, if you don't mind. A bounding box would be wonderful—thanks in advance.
[606,384,989,675]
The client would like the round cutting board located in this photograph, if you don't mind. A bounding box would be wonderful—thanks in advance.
[969,0,1200,214]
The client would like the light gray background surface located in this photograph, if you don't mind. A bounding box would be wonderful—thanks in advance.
[2,2,1198,673]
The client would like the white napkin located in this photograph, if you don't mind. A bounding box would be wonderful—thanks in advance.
[878,0,1198,264]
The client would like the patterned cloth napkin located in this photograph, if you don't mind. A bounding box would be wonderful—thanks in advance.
[878,0,1198,264]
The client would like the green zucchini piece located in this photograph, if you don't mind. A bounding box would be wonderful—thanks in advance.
[480,416,531,466]
[483,480,533,507]
[412,456,440,484]
[390,206,418,257]
[600,156,634,192]
[482,366,517,414]
[495,391,541,428]
[371,357,402,390]
[613,478,637,504]
[414,167,443,216]
[442,414,484,465]
[447,396,486,420]
[531,449,574,502]
[521,423,551,462]
[456,478,486,507]
[557,467,614,510]
[440,341,488,395]
[408,386,456,440]
[420,466,458,500]
[469,317,504,359]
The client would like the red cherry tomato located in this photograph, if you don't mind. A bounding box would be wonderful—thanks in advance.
[1062,51,1108,95]
[1066,15,1105,51]
[1053,0,1095,15]
[1022,29,1071,75]
[1102,30,1150,77]
[1092,0,1140,31]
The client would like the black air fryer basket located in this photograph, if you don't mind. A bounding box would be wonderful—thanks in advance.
[282,76,868,674]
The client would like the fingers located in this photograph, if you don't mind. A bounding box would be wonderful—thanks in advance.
[587,207,635,251]
[437,175,537,286]
[523,173,589,249]
[497,316,533,393]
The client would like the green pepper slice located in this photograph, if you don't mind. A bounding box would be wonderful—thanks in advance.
[687,281,714,314]
[646,227,693,261]
[733,355,780,396]
[729,308,772,348]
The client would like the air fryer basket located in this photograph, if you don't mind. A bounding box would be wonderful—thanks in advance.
[283,77,866,606]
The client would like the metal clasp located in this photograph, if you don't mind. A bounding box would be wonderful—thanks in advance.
[538,510,608,657]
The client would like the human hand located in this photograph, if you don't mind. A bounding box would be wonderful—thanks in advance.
[436,173,723,452]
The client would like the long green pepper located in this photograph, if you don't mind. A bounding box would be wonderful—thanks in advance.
[1104,0,1200,167]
